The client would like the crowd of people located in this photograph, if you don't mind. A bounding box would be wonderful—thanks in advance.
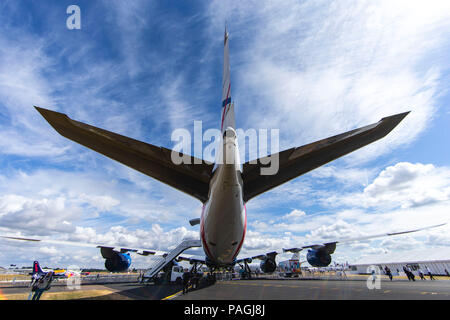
[383,265,441,282]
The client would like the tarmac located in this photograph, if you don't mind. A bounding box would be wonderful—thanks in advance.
[2,277,449,300]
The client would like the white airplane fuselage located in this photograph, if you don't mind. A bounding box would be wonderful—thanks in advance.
[200,128,246,266]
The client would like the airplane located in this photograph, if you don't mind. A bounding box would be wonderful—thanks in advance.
[0,28,446,276]
[28,261,75,278]
[30,260,52,279]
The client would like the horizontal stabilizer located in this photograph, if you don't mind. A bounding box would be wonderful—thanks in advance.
[35,107,213,202]
[242,112,410,202]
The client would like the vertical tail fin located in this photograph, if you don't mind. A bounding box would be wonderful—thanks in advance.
[220,27,235,133]
[32,260,44,275]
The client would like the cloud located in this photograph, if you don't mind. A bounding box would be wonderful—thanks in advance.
[283,209,306,221]
[208,0,450,163]
[65,224,198,252]
[315,162,450,210]
[309,165,377,188]
[304,220,364,243]
[0,195,79,235]
[1,2,450,269]
[364,162,450,208]
[77,194,120,213]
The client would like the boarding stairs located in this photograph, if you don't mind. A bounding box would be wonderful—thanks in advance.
[142,239,201,282]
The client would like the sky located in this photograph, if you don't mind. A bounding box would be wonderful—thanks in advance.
[0,0,450,270]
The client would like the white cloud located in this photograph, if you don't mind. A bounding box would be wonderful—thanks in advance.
[283,209,306,221]
[77,194,120,213]
[0,195,79,235]
[0,168,201,228]
[320,162,450,210]
[364,162,450,208]
[304,220,364,243]
[1,2,450,269]
[208,0,450,163]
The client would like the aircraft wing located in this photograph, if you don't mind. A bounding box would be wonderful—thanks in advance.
[0,234,204,263]
[242,112,409,202]
[237,223,446,261]
[281,223,447,254]
[35,107,213,203]
[0,235,167,256]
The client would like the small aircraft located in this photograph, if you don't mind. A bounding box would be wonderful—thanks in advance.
[30,261,48,277]
[1,28,446,275]
[29,261,73,278]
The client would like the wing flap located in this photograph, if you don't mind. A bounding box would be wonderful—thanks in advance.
[242,112,409,202]
[35,107,213,202]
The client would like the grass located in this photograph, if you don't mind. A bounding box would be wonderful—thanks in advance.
[1,289,132,300]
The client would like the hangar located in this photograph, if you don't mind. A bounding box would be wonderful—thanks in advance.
[349,247,450,276]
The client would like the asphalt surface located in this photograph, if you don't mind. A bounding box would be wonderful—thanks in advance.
[173,278,450,300]
[2,278,449,300]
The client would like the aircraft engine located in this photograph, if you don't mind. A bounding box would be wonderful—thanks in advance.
[101,248,132,272]
[306,249,332,267]
[260,257,277,273]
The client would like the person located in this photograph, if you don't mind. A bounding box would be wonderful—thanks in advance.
[370,269,377,284]
[425,266,435,280]
[28,273,41,300]
[418,268,426,280]
[31,271,54,300]
[403,266,411,281]
[407,266,415,281]
[190,272,199,290]
[445,269,450,277]
[182,269,191,294]
[384,266,393,281]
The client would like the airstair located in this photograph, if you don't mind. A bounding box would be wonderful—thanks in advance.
[142,239,201,282]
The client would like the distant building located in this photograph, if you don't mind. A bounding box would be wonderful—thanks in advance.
[349,247,450,276]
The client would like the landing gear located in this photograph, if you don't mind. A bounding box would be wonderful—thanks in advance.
[239,260,252,279]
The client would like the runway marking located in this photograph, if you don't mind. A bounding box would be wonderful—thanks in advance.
[161,290,183,300]
[383,290,391,294]
[420,292,439,295]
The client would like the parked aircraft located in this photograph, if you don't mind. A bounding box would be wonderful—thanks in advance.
[1,29,445,275]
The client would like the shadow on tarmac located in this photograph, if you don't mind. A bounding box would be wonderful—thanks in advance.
[79,280,217,300]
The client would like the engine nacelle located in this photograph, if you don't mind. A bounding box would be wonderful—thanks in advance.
[260,257,277,273]
[104,252,132,272]
[306,249,332,267]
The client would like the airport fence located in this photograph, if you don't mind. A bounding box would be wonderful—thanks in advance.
[214,271,365,281]
[0,273,140,288]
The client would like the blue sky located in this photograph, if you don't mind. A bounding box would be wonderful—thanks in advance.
[1,0,450,269]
